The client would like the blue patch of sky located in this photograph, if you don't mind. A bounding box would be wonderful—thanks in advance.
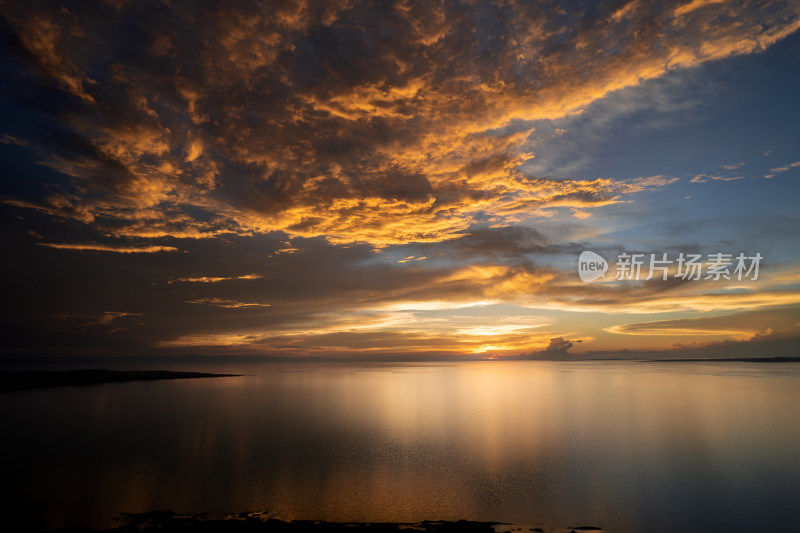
[516,30,800,265]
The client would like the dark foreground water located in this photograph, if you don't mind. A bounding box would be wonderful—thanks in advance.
[3,361,800,532]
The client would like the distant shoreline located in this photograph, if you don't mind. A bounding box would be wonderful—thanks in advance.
[0,369,241,393]
[41,510,603,532]
[640,357,800,363]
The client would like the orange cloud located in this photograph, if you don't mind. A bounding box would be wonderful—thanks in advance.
[170,274,262,283]
[3,0,797,248]
[184,297,271,309]
[38,243,179,253]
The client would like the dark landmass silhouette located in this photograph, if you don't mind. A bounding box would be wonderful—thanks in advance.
[45,511,602,532]
[47,512,503,532]
[36,511,603,533]
[0,369,240,393]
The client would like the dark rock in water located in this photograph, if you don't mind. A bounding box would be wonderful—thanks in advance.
[569,527,603,531]
[0,369,240,393]
[49,512,505,532]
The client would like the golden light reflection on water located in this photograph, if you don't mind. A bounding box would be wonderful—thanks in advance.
[3,361,800,532]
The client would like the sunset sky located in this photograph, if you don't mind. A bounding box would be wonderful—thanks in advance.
[1,0,799,360]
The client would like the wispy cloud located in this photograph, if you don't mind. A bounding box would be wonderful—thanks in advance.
[170,274,262,283]
[768,160,800,174]
[38,243,179,253]
[722,162,745,170]
[185,297,271,309]
[690,174,744,183]
[1,134,29,146]
[605,305,800,340]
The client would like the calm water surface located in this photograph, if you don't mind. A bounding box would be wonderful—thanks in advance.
[3,361,800,532]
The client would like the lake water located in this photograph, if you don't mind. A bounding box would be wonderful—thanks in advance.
[3,361,800,532]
